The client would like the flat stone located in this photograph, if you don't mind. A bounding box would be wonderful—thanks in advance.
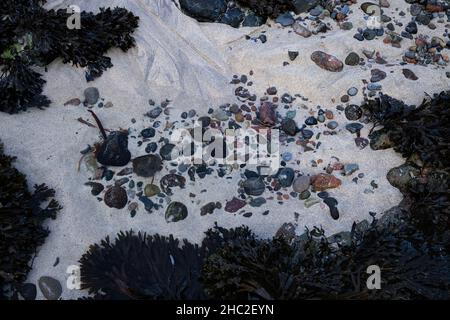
[38,277,62,300]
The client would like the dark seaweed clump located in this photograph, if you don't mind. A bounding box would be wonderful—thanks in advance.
[205,218,449,299]
[363,92,450,236]
[236,0,298,19]
[0,140,61,300]
[0,0,139,114]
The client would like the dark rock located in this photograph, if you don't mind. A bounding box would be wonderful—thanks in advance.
[85,182,104,196]
[132,155,162,178]
[276,12,295,26]
[20,283,37,300]
[141,128,156,139]
[345,52,360,66]
[38,276,62,300]
[104,186,128,209]
[258,102,276,126]
[220,7,245,28]
[324,197,339,220]
[160,174,186,195]
[402,68,418,80]
[305,116,318,126]
[288,51,299,61]
[160,143,177,161]
[165,202,188,223]
[281,118,298,136]
[201,202,220,216]
[345,105,363,121]
[242,13,265,27]
[346,123,364,134]
[292,176,310,193]
[277,168,295,188]
[179,0,227,22]
[96,131,131,167]
[243,177,266,196]
[387,164,420,191]
[371,69,387,82]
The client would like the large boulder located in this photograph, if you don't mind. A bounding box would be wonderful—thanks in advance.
[179,0,228,22]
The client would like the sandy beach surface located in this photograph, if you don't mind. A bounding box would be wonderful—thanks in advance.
[0,0,448,299]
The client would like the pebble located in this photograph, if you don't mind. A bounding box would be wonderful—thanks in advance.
[141,128,156,138]
[288,51,299,61]
[259,102,276,126]
[345,52,360,66]
[165,202,188,223]
[305,116,318,126]
[281,118,297,136]
[147,107,162,118]
[367,83,382,91]
[249,197,266,207]
[38,276,62,300]
[225,197,246,213]
[311,51,344,72]
[282,152,293,162]
[277,168,295,188]
[201,202,220,216]
[346,123,364,134]
[144,184,160,197]
[327,121,339,130]
[96,132,131,167]
[20,283,37,300]
[64,98,81,106]
[344,105,363,121]
[304,197,320,208]
[160,143,176,161]
[347,87,358,96]
[276,12,295,26]
[293,21,312,37]
[311,174,342,191]
[292,176,310,193]
[370,69,387,82]
[243,177,265,196]
[299,190,311,200]
[343,164,360,176]
[132,154,162,178]
[324,197,339,220]
[104,186,128,209]
[402,68,418,80]
[83,87,99,105]
[85,182,104,196]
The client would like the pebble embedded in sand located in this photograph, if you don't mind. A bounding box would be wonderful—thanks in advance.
[38,276,62,300]
[311,174,342,191]
[165,202,188,223]
[311,51,343,72]
[104,186,128,209]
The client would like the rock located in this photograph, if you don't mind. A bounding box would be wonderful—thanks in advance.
[96,132,131,167]
[324,197,339,220]
[132,155,162,178]
[242,13,264,27]
[144,184,160,197]
[281,118,297,136]
[288,51,299,61]
[179,0,227,22]
[38,276,62,300]
[305,116,318,126]
[243,177,266,196]
[304,197,320,208]
[402,68,418,80]
[345,105,363,121]
[225,197,246,213]
[292,0,319,14]
[147,107,163,118]
[220,7,244,28]
[85,182,104,196]
[345,52,360,66]
[311,51,343,72]
[343,164,359,176]
[311,174,342,191]
[367,83,382,91]
[355,137,369,149]
[363,28,377,40]
[267,87,278,95]
[346,123,364,134]
[301,129,314,139]
[201,202,220,216]
[213,109,229,121]
[292,176,310,193]
[293,21,312,37]
[258,102,276,127]
[387,164,420,191]
[282,152,293,162]
[160,174,186,195]
[405,21,417,34]
[249,197,266,207]
[64,98,81,106]
[370,69,387,82]
[141,128,156,139]
[83,87,99,105]
[347,87,358,96]
[165,202,188,223]
[20,283,37,300]
[159,143,177,161]
[277,168,295,188]
[104,186,128,209]
[299,190,311,200]
[276,12,295,26]
[327,121,338,130]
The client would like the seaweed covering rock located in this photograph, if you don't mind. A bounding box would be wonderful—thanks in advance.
[0,0,139,113]
[0,140,61,299]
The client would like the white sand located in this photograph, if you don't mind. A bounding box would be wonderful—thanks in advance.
[0,0,448,299]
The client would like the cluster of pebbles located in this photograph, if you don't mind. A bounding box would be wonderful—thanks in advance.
[72,66,387,223]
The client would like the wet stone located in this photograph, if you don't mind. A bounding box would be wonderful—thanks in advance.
[292,176,310,193]
[141,128,156,138]
[249,197,266,207]
[277,168,295,188]
[305,116,318,126]
[165,202,188,223]
[160,143,177,161]
[84,87,99,105]
[38,277,62,300]
[97,132,131,167]
[104,186,128,209]
[225,197,246,213]
[344,105,363,121]
[345,52,360,66]
[132,155,162,178]
[346,123,364,134]
[311,51,344,72]
[243,177,266,196]
[20,283,37,301]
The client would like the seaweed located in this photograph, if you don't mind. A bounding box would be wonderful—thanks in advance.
[0,0,139,114]
[79,231,208,300]
[0,140,61,300]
